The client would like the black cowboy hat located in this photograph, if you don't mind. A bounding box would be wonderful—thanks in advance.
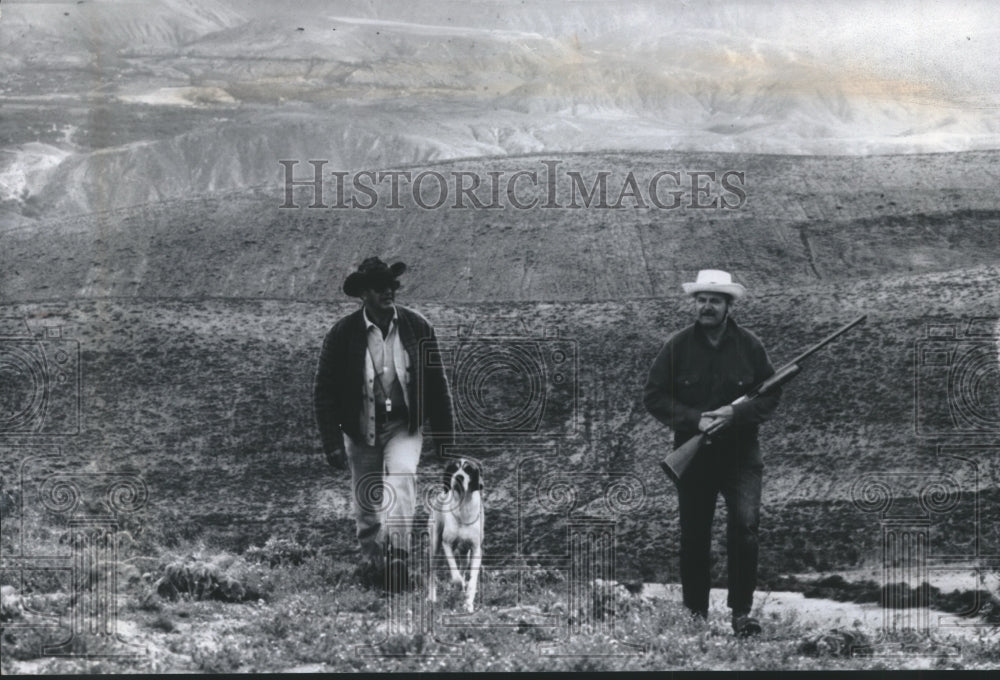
[342,257,407,297]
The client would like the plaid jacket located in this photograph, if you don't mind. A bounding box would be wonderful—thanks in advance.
[314,305,454,453]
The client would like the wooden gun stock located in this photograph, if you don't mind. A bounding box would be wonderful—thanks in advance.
[660,314,866,485]
[660,432,705,484]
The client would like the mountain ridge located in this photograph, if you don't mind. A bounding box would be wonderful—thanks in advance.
[3,0,998,220]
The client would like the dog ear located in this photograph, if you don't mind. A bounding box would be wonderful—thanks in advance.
[442,461,456,492]
[468,463,483,492]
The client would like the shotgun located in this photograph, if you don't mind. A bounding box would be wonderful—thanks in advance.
[660,314,867,485]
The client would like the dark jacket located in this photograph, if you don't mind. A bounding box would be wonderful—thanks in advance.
[644,317,780,448]
[314,305,455,453]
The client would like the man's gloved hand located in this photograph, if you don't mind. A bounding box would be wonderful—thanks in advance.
[325,446,347,471]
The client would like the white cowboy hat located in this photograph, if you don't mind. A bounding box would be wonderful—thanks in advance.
[681,269,746,300]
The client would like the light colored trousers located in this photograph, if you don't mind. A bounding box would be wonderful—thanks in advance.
[344,419,422,562]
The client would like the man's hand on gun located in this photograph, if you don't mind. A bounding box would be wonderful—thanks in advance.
[699,405,734,433]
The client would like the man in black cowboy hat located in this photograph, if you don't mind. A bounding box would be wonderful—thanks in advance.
[644,270,781,637]
[314,256,455,590]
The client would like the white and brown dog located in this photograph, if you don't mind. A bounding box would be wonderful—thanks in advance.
[427,458,483,612]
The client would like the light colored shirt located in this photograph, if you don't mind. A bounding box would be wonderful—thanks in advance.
[360,306,410,443]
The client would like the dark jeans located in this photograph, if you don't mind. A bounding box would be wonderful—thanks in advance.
[676,437,762,617]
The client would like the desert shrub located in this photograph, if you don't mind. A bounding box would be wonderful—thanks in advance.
[1,626,87,660]
[934,588,1000,621]
[0,586,22,622]
[132,586,163,612]
[803,577,880,603]
[333,586,383,614]
[797,628,872,657]
[246,553,356,602]
[522,566,566,589]
[149,614,175,633]
[378,632,433,657]
[193,642,245,673]
[484,566,565,602]
[2,627,49,661]
[984,596,1000,626]
[516,620,557,643]
[565,578,648,626]
[154,557,258,603]
[258,611,291,640]
[244,536,316,567]
[308,556,355,587]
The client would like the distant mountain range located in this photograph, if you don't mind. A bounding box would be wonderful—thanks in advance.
[2,0,998,220]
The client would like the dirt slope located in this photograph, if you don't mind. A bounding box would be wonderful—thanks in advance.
[4,150,1000,303]
[3,263,997,583]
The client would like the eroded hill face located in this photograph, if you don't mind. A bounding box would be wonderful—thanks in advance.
[2,0,999,220]
[3,151,1000,303]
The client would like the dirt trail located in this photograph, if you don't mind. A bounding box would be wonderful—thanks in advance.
[642,584,998,643]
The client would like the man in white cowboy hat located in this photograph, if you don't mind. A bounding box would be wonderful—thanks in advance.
[314,256,455,591]
[644,269,781,637]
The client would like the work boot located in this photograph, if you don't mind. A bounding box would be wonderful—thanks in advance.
[732,612,762,637]
[687,607,708,622]
[353,555,384,589]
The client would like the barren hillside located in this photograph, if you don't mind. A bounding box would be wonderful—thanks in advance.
[3,150,999,303]
[3,260,998,584]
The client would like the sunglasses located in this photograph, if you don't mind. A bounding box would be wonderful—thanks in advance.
[369,279,401,293]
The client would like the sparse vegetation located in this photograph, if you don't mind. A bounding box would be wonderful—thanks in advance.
[2,265,999,671]
[245,536,317,567]
[154,556,258,603]
[7,543,996,672]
